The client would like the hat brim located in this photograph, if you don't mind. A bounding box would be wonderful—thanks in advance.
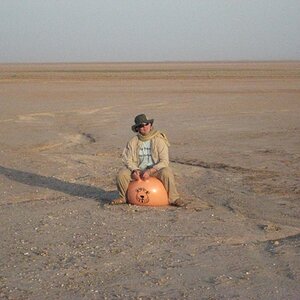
[132,119,154,132]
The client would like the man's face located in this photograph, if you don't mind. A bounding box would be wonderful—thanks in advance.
[137,123,152,135]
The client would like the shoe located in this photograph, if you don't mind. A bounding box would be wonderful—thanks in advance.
[110,197,127,205]
[170,198,188,207]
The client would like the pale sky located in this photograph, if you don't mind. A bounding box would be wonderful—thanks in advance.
[1,0,300,63]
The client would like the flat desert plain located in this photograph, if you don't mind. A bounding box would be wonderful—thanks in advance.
[0,62,299,299]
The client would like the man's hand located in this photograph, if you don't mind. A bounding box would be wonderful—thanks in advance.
[131,170,141,181]
[141,168,157,180]
[141,170,151,180]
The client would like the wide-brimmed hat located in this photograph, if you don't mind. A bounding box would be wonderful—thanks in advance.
[131,114,154,132]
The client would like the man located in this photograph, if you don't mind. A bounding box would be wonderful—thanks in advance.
[111,114,186,207]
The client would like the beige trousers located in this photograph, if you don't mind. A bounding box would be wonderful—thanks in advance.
[116,167,180,203]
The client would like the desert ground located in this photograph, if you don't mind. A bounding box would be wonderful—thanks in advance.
[0,62,299,299]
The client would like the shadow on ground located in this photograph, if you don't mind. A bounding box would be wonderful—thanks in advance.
[0,165,117,205]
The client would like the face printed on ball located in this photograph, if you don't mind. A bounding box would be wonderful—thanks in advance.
[136,187,150,203]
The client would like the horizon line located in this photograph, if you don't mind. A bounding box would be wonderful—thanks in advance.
[1,59,300,65]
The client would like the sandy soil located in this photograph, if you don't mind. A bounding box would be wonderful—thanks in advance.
[0,62,299,299]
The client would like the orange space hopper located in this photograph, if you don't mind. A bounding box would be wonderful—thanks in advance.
[126,176,169,206]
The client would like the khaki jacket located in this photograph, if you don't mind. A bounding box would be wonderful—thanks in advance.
[122,134,169,171]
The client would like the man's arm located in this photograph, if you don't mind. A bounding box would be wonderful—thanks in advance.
[152,137,169,171]
[121,138,140,171]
